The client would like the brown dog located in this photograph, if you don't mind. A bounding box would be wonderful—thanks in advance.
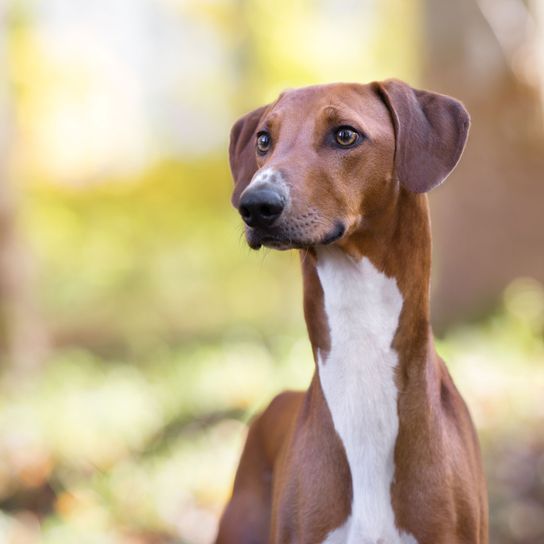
[216,80,488,544]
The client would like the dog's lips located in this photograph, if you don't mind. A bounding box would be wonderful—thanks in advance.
[320,221,346,245]
[246,221,346,251]
[247,231,291,251]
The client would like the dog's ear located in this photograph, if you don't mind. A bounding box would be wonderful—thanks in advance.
[373,79,470,193]
[229,105,268,206]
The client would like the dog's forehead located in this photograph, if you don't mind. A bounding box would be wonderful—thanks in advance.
[268,82,379,122]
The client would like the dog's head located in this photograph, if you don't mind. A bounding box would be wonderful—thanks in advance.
[229,80,469,250]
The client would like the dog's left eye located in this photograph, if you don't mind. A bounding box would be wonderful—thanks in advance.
[334,126,359,147]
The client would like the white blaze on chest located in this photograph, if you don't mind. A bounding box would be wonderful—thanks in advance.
[316,248,418,544]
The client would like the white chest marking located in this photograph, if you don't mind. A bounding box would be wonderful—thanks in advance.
[316,248,418,544]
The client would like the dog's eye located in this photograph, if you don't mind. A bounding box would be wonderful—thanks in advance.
[335,126,359,147]
[256,131,271,154]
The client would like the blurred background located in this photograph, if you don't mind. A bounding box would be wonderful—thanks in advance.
[0,0,543,542]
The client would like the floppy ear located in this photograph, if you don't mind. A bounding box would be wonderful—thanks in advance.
[373,79,470,193]
[229,105,268,206]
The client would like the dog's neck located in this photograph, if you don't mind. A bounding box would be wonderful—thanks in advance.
[301,190,434,541]
[302,190,433,384]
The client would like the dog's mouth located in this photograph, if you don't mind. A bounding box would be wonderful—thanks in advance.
[246,221,346,251]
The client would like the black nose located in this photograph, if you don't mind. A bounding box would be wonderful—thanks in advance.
[239,189,285,228]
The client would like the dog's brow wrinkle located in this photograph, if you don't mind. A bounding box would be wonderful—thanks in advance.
[322,105,348,121]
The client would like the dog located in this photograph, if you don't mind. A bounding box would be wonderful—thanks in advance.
[215,79,488,544]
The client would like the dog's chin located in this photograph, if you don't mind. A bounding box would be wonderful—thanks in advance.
[246,222,346,251]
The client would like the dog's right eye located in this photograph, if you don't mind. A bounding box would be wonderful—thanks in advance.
[256,131,271,154]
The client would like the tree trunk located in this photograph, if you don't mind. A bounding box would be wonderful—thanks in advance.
[0,4,46,374]
[423,0,544,329]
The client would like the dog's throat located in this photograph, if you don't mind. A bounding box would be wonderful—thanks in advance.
[315,247,414,543]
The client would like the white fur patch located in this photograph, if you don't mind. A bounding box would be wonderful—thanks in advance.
[316,247,418,544]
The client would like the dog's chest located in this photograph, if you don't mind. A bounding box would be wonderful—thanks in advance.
[315,248,418,544]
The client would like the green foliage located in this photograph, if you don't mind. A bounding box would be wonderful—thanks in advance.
[0,333,313,543]
[24,159,304,357]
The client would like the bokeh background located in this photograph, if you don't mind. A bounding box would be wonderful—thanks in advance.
[0,0,543,543]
